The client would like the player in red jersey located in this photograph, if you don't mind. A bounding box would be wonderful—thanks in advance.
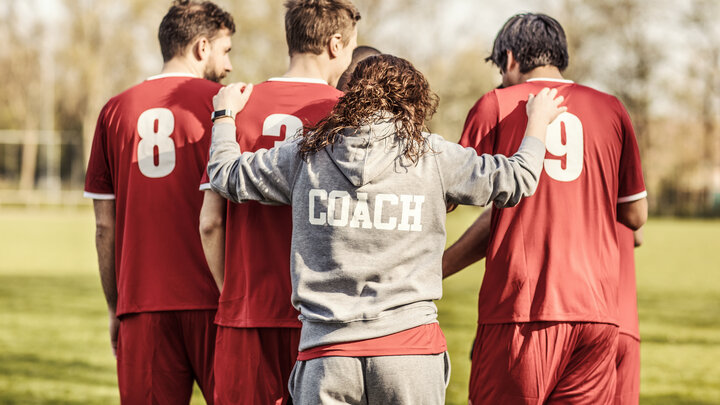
[446,219,644,405]
[443,13,648,404]
[615,225,642,405]
[84,1,234,403]
[197,1,360,403]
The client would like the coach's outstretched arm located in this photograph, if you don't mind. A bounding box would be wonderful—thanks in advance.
[440,88,564,278]
[207,83,301,205]
[92,199,119,357]
[436,88,565,209]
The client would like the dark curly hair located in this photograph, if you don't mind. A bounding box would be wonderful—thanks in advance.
[299,54,439,163]
[487,13,568,73]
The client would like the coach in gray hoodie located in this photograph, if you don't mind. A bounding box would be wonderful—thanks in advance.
[207,55,565,404]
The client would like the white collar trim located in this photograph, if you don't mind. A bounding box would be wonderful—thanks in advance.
[146,73,198,81]
[526,78,574,84]
[268,77,328,85]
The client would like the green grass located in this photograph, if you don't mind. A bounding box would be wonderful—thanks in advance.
[1,207,719,404]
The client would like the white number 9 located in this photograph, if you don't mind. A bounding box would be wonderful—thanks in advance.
[544,112,584,182]
[137,108,176,178]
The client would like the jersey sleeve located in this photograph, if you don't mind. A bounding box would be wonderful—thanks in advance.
[432,134,546,208]
[615,99,647,203]
[459,91,499,155]
[83,105,115,199]
[207,122,300,205]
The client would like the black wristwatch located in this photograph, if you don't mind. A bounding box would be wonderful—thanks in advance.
[211,109,234,122]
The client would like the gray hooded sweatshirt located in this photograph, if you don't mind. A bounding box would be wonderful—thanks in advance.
[208,118,545,351]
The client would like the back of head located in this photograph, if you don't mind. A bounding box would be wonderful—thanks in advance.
[158,0,235,62]
[301,54,438,163]
[352,45,381,61]
[284,0,361,56]
[487,13,568,73]
[336,45,382,90]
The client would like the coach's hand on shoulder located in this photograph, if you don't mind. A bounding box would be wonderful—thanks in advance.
[525,87,566,143]
[212,82,254,122]
[527,87,566,124]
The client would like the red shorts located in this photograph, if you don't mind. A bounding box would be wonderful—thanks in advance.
[213,326,300,405]
[116,310,217,405]
[615,333,640,405]
[469,322,618,405]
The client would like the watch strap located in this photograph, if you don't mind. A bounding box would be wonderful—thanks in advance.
[211,109,234,122]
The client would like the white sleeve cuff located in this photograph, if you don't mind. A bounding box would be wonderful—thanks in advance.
[83,191,115,200]
[618,190,647,203]
[199,183,211,191]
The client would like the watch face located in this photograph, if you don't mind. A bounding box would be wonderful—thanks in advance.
[212,109,232,121]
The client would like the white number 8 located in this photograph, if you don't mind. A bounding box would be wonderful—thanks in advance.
[137,108,176,178]
[544,112,583,182]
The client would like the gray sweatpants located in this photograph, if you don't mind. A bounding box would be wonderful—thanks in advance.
[288,352,450,405]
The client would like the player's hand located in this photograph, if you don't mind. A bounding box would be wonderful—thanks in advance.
[213,82,254,117]
[108,310,119,358]
[526,87,566,126]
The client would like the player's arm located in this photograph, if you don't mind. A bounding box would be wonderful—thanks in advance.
[617,197,647,231]
[443,208,491,278]
[199,190,226,291]
[615,97,648,232]
[92,199,119,357]
[633,227,643,248]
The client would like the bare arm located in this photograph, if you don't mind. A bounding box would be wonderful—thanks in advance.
[92,199,119,357]
[199,190,226,291]
[618,198,648,231]
[443,208,492,279]
[633,228,643,248]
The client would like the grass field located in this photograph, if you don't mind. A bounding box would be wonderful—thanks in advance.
[0,206,719,404]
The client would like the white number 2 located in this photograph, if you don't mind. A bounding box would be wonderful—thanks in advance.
[544,112,584,182]
[137,108,176,178]
[262,114,304,147]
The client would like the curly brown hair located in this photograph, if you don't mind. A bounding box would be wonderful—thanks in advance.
[299,54,439,163]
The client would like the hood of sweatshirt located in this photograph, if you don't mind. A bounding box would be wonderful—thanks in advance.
[324,118,408,187]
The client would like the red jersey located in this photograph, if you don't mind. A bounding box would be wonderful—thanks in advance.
[85,73,221,316]
[617,223,640,339]
[459,78,646,325]
[200,78,342,328]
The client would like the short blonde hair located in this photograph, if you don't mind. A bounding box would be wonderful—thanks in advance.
[284,0,361,56]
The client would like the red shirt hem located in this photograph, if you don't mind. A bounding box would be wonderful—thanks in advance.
[214,317,302,329]
[477,314,619,326]
[297,323,447,361]
[619,329,641,341]
[117,304,218,317]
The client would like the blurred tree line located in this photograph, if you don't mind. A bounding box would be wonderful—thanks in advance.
[0,0,718,215]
